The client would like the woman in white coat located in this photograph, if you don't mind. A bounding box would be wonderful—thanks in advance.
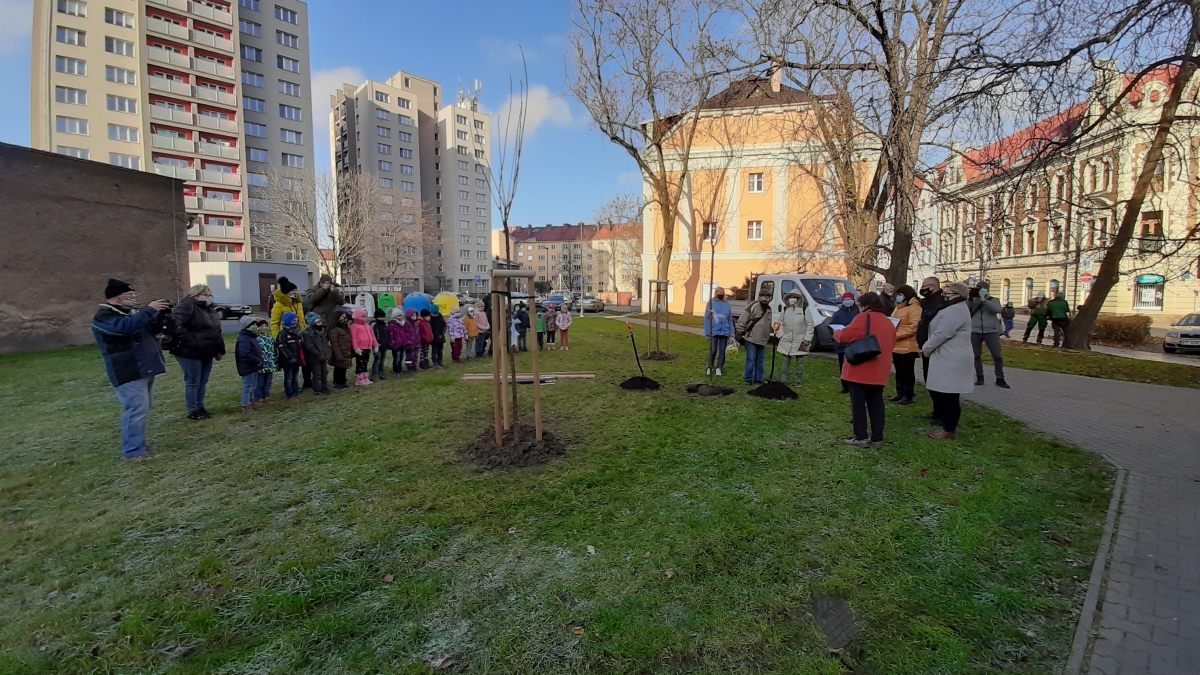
[773,291,815,386]
[922,281,974,440]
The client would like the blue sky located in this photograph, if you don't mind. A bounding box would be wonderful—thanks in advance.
[0,0,641,227]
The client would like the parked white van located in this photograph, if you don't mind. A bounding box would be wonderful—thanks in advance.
[730,274,859,350]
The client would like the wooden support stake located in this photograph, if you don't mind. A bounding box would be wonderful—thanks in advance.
[530,320,543,441]
[491,283,503,447]
[498,289,510,430]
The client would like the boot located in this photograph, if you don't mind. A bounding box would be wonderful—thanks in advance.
[975,376,985,386]
[927,429,956,440]
[355,373,368,386]
[996,379,1011,389]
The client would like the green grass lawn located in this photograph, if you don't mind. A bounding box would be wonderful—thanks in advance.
[0,320,1111,674]
[986,342,1200,389]
[633,312,706,329]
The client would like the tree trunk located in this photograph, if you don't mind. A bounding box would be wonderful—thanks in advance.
[1065,21,1198,349]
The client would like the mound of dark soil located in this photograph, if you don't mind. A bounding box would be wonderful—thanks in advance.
[747,381,798,400]
[620,376,661,390]
[685,383,736,396]
[642,351,677,361]
[461,425,568,470]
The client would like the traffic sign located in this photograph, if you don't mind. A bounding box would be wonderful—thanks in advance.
[1080,273,1093,284]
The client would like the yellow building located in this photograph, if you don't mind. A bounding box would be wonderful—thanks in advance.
[641,76,859,314]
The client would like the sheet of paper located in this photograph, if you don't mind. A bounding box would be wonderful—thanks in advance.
[830,324,846,331]
[889,317,901,327]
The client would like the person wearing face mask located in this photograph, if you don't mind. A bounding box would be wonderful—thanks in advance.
[830,292,861,394]
[833,292,898,447]
[890,284,922,405]
[923,282,975,440]
[300,312,332,395]
[269,277,307,338]
[916,276,946,385]
[774,291,814,386]
[968,281,1009,388]
[736,289,775,385]
[327,310,355,389]
[92,279,171,460]
[703,287,735,377]
[879,283,897,315]
[168,284,226,420]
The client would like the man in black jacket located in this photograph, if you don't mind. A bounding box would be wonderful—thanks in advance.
[916,276,945,382]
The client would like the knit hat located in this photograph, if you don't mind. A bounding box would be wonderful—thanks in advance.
[841,292,855,300]
[239,315,260,329]
[278,276,297,294]
[104,278,134,298]
[389,307,405,319]
[305,311,323,326]
[430,305,441,315]
[352,308,368,321]
[374,307,386,319]
[318,273,333,284]
[282,312,299,327]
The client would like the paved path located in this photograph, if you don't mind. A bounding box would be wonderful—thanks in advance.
[967,370,1200,675]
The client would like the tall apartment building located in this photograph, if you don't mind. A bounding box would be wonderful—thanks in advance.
[31,0,317,308]
[330,72,492,294]
[495,223,643,295]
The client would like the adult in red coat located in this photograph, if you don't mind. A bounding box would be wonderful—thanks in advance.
[834,292,898,447]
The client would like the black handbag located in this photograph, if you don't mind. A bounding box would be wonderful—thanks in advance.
[844,314,882,366]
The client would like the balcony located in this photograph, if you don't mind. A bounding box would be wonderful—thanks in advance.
[194,86,236,106]
[197,141,239,160]
[195,114,238,133]
[197,169,242,186]
[191,57,234,80]
[148,76,192,97]
[147,16,189,40]
[153,164,198,180]
[190,30,234,53]
[150,105,193,124]
[199,224,244,239]
[188,250,245,262]
[151,134,196,153]
[185,195,244,213]
[147,0,189,12]
[187,1,233,26]
[147,45,189,69]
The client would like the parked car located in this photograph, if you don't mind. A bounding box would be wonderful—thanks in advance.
[543,294,569,310]
[730,274,858,351]
[578,295,606,312]
[1164,314,1200,353]
[213,301,253,321]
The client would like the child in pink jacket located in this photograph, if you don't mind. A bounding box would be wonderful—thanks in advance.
[350,308,378,385]
[555,309,574,351]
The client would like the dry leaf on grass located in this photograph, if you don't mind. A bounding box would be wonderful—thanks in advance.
[430,657,453,669]
[643,552,651,559]
[665,570,675,579]
[586,545,596,556]
[382,575,394,583]
[572,627,585,635]
[919,469,929,478]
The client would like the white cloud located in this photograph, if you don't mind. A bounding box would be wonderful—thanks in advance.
[0,0,34,53]
[310,66,365,171]
[479,38,536,66]
[496,85,572,140]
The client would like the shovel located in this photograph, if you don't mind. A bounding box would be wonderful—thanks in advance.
[620,322,661,390]
[748,324,798,400]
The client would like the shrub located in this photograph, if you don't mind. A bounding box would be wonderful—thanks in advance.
[1092,314,1152,346]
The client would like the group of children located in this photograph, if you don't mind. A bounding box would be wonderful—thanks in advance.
[233,303,495,410]
[511,303,574,352]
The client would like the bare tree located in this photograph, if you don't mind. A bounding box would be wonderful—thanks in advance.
[568,0,727,312]
[592,194,646,293]
[250,168,337,278]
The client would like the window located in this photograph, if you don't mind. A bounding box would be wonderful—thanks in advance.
[459,205,470,215]
[475,119,484,129]
[55,86,86,105]
[275,5,297,23]
[57,146,89,159]
[105,37,134,56]
[460,250,471,259]
[245,122,267,138]
[57,0,86,16]
[105,8,133,27]
[460,235,471,244]
[376,126,390,138]
[477,208,487,216]
[379,160,392,171]
[379,177,394,188]
[477,193,487,202]
[374,91,390,104]
[277,56,300,73]
[477,222,487,231]
[457,129,468,140]
[397,115,413,126]
[459,190,470,200]
[700,222,718,242]
[56,56,86,76]
[241,46,262,62]
[1134,279,1165,311]
[458,160,469,170]
[459,220,470,229]
[109,153,139,169]
[247,173,268,187]
[241,70,264,88]
[243,96,266,113]
[239,0,259,10]
[280,129,303,144]
[747,220,763,241]
[397,98,411,109]
[475,134,485,145]
[108,123,138,142]
[377,143,391,154]
[476,164,485,173]
[400,165,413,175]
[456,145,468,156]
[56,26,85,46]
[277,31,298,48]
[398,131,412,142]
[476,179,487,188]
[399,148,412,159]
[106,95,136,114]
[56,116,88,135]
[281,153,304,168]
[748,173,764,193]
[400,181,414,191]
[247,147,268,162]
[457,176,468,185]
[475,149,485,159]
[104,66,134,85]
[278,80,300,97]
[239,19,261,36]
[279,104,302,121]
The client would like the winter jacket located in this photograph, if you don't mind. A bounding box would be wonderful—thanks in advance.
[917,290,946,347]
[306,282,345,328]
[418,318,433,346]
[300,326,332,364]
[465,316,480,337]
[922,299,974,395]
[327,323,354,368]
[891,298,922,354]
[830,305,861,354]
[386,320,405,349]
[276,326,304,368]
[880,293,897,316]
[474,310,489,333]
[834,311,898,386]
[555,310,573,331]
[390,314,420,349]
[92,304,167,387]
[372,319,392,350]
[235,328,264,376]
[544,308,558,332]
[1001,304,1016,321]
[514,309,530,334]
[269,289,307,337]
[1029,297,1050,318]
[703,298,735,337]
[736,300,773,347]
[258,335,277,373]
[168,296,226,360]
[536,314,545,333]
[774,299,814,356]
[430,314,447,343]
[968,296,1004,334]
[448,314,468,339]
[350,320,378,351]
[1047,298,1071,319]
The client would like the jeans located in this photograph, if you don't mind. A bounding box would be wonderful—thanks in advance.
[174,356,213,413]
[255,372,274,401]
[372,350,388,379]
[781,355,805,385]
[282,366,300,398]
[113,376,154,458]
[391,348,405,374]
[743,342,766,383]
[930,390,962,432]
[1003,319,1014,336]
[848,382,885,442]
[708,336,729,372]
[1052,318,1071,347]
[477,332,489,357]
[517,332,528,352]
[893,352,919,400]
[240,373,258,407]
[972,332,1005,380]
[310,361,329,394]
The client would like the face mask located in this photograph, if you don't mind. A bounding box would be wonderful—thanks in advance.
[842,299,854,307]
[896,294,905,304]
[788,298,798,306]
[919,288,933,298]
[759,298,770,307]
[980,289,989,297]
[197,297,212,307]
[120,298,139,309]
